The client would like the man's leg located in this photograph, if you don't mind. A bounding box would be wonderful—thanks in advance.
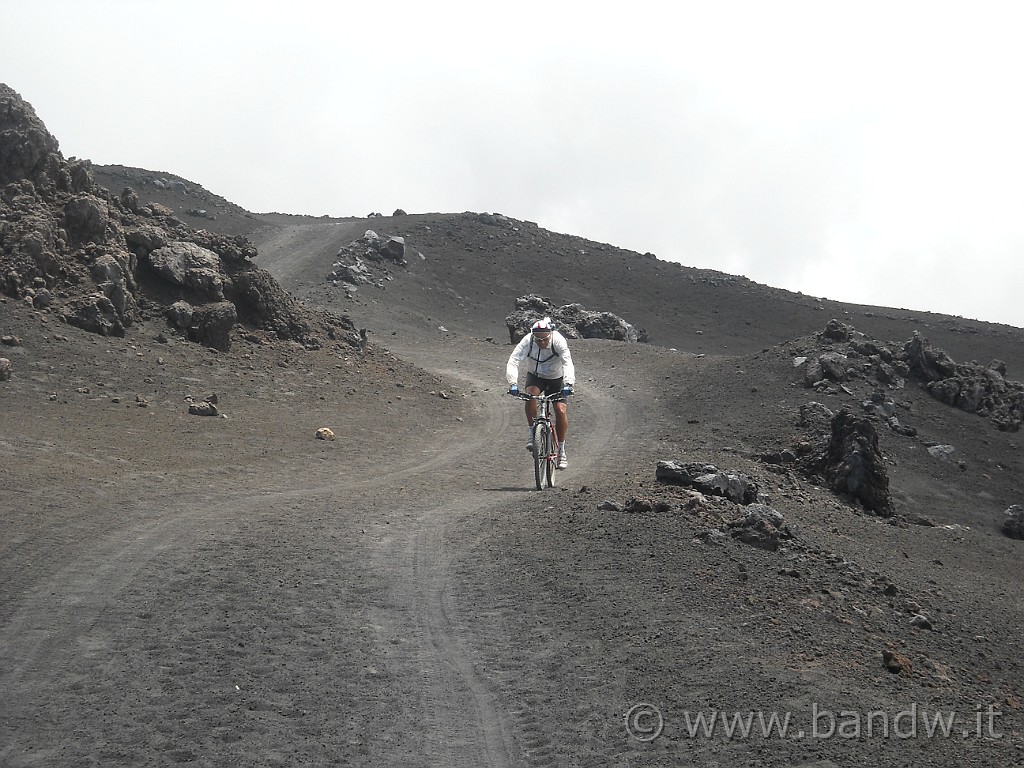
[554,401,568,443]
[555,401,569,468]
[524,385,541,450]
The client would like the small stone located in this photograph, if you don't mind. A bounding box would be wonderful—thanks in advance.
[909,614,933,630]
[882,648,913,675]
[189,401,219,417]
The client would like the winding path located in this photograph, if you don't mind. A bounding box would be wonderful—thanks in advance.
[0,215,643,766]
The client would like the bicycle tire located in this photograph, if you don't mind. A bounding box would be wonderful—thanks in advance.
[532,421,547,490]
[545,430,556,487]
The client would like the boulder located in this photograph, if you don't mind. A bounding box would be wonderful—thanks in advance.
[147,241,225,299]
[125,225,168,254]
[655,460,719,485]
[1002,505,1024,540]
[379,236,406,264]
[576,310,640,342]
[882,648,913,675]
[228,269,314,343]
[189,401,219,417]
[903,332,958,381]
[189,301,237,351]
[326,231,408,290]
[31,287,53,309]
[0,357,11,381]
[727,504,793,551]
[328,258,375,286]
[803,357,825,386]
[819,318,854,342]
[119,187,140,213]
[166,300,194,331]
[63,195,108,246]
[927,444,956,462]
[692,470,759,505]
[818,351,849,382]
[821,410,894,516]
[656,461,758,504]
[64,293,125,337]
[505,295,642,343]
[90,253,136,319]
[16,223,62,277]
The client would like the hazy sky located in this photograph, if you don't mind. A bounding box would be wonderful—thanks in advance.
[5,1,1023,328]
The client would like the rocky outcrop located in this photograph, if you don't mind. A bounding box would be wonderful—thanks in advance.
[505,294,645,343]
[327,229,408,291]
[822,411,893,515]
[903,334,1024,432]
[766,401,894,516]
[726,504,795,551]
[1002,505,1024,540]
[655,461,760,504]
[189,301,237,352]
[146,241,225,299]
[0,83,357,353]
[796,320,1023,432]
[799,321,905,390]
[795,410,893,517]
[65,293,126,337]
[653,459,792,550]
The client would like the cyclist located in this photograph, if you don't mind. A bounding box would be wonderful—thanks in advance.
[506,317,575,469]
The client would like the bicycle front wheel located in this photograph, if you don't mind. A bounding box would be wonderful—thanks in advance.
[533,421,548,490]
[545,433,556,488]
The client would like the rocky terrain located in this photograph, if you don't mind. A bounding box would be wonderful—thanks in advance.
[3,82,1023,767]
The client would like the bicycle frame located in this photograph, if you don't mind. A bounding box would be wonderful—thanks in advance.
[511,391,565,489]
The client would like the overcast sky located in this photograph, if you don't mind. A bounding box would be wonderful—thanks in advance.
[5,1,1023,328]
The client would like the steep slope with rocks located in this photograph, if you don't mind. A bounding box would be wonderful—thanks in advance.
[1,84,357,352]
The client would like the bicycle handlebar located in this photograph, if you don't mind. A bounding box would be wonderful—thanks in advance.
[508,391,568,402]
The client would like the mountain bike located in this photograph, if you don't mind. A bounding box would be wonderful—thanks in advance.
[510,391,565,490]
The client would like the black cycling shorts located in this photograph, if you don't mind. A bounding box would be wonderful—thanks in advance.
[525,373,564,396]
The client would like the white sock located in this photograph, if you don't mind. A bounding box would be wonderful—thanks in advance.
[560,441,567,456]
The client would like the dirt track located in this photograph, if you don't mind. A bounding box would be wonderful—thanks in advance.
[0,298,654,766]
[4,205,1024,767]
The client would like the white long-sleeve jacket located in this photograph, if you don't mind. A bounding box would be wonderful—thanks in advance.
[505,331,575,385]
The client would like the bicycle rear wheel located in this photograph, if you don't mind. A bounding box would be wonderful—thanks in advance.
[532,422,547,490]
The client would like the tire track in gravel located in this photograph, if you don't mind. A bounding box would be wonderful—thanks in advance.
[1,357,549,767]
[0,385,507,766]
[359,368,521,767]
[361,346,644,768]
[1,325,646,767]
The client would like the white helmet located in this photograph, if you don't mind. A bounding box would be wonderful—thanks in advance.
[531,317,554,334]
